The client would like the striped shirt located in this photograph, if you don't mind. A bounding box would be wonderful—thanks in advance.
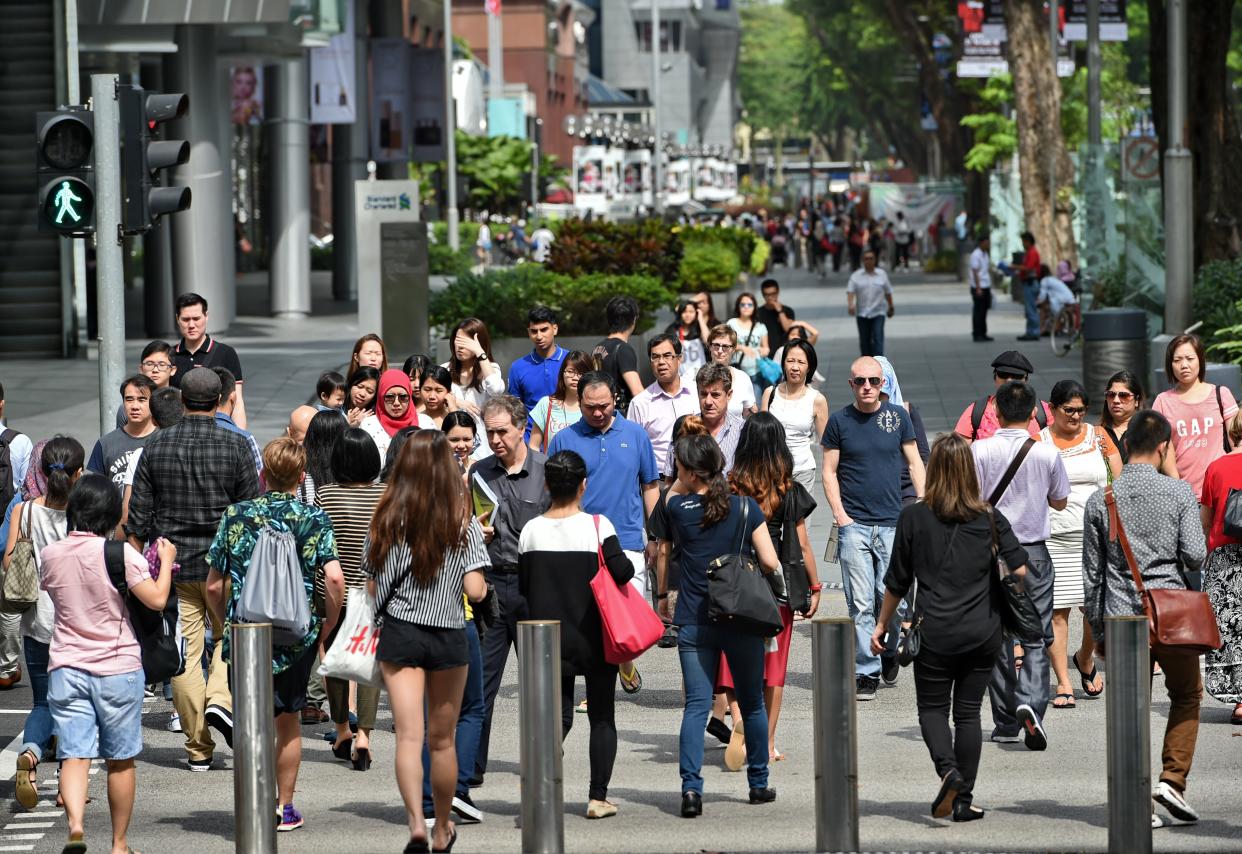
[362,516,490,629]
[315,481,387,594]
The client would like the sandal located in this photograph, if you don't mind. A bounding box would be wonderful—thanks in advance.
[1051,692,1076,709]
[61,838,86,854]
[16,750,38,810]
[618,664,642,695]
[1072,652,1104,697]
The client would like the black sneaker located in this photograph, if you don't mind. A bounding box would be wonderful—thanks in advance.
[1016,704,1048,751]
[657,625,679,649]
[451,791,483,824]
[705,716,732,745]
[880,656,900,687]
[205,704,234,749]
[856,675,879,701]
[187,757,213,772]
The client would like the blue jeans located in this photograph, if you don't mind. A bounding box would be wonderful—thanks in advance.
[21,639,53,761]
[423,619,484,811]
[856,315,886,356]
[838,523,898,678]
[1023,279,1041,336]
[677,623,768,794]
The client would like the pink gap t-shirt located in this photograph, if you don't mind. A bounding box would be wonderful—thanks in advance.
[40,533,151,676]
[1153,385,1239,500]
[954,398,1055,441]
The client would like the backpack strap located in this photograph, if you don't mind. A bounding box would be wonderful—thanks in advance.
[988,438,1036,507]
[1217,385,1232,453]
[0,429,17,448]
[970,394,991,440]
[104,540,128,595]
[1034,402,1048,429]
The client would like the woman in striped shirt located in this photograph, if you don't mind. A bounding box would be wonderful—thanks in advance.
[315,428,386,770]
[364,431,488,853]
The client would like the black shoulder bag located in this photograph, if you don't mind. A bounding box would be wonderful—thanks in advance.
[988,512,1043,642]
[706,499,784,637]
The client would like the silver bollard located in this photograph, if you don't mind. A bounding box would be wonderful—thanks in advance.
[1105,615,1151,854]
[518,620,564,854]
[812,616,859,853]
[233,624,277,854]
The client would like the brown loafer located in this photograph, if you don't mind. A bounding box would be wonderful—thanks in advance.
[0,668,23,690]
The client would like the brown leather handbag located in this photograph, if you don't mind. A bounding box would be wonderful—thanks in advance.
[1105,487,1222,654]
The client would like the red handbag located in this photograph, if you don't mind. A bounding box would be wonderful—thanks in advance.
[588,515,664,665]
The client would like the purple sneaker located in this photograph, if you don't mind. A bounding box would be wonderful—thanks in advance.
[277,803,304,832]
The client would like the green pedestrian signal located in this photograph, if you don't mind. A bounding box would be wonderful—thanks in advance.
[35,109,95,236]
[42,177,94,228]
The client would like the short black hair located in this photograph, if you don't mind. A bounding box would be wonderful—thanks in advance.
[995,380,1037,425]
[1021,231,1036,245]
[1049,378,1088,408]
[331,427,383,485]
[174,293,208,315]
[545,450,587,503]
[212,367,237,402]
[140,340,173,361]
[1125,410,1173,456]
[528,306,559,326]
[316,371,346,401]
[150,387,184,428]
[781,339,818,379]
[66,474,122,537]
[605,296,639,334]
[402,354,430,378]
[760,278,779,293]
[120,374,157,398]
[441,410,477,435]
[647,332,682,358]
[577,370,616,399]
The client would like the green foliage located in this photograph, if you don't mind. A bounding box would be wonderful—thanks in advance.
[310,244,332,271]
[1090,265,1127,308]
[429,266,675,337]
[453,132,535,212]
[738,3,811,143]
[750,239,770,276]
[428,243,473,277]
[546,219,682,285]
[1195,259,1242,348]
[961,75,1017,173]
[432,220,482,247]
[922,250,959,274]
[679,242,741,293]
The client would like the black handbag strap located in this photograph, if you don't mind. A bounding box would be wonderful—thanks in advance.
[732,497,750,557]
[988,437,1036,506]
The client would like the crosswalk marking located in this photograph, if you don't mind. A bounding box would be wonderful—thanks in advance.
[2,824,52,831]
[0,845,35,852]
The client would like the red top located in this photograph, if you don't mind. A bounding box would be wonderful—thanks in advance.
[1200,452,1242,552]
[1021,246,1042,280]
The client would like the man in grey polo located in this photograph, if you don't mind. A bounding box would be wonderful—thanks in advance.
[972,380,1069,751]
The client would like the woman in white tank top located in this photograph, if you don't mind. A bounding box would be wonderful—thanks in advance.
[763,340,829,495]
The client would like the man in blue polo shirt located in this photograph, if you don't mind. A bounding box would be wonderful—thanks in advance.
[550,370,659,693]
[507,306,567,415]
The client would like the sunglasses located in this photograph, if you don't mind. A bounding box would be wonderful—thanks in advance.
[709,343,733,352]
[383,393,410,403]
[738,302,755,308]
[850,376,883,388]
[1106,390,1134,401]
[996,372,1027,382]
[1059,405,1087,416]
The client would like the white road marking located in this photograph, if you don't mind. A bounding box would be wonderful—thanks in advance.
[2,824,51,831]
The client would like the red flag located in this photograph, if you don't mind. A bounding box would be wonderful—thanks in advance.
[485,0,501,15]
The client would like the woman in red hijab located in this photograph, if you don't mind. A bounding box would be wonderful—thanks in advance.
[360,369,420,460]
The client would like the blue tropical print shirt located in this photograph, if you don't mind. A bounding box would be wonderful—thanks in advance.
[207,492,338,674]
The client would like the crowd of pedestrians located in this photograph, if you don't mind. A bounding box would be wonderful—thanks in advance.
[0,269,1237,853]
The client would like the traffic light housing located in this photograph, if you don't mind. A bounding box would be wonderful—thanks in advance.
[118,85,191,233]
[36,109,95,235]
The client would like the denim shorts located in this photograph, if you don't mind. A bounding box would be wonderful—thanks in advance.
[47,667,144,761]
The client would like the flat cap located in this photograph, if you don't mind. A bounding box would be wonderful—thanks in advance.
[180,367,222,405]
[990,350,1034,376]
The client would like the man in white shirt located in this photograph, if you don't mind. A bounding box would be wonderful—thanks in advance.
[628,334,699,476]
[969,235,994,342]
[1036,264,1078,330]
[529,225,555,263]
[846,249,895,357]
[893,212,913,270]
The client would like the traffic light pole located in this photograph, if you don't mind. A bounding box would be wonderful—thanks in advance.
[91,74,126,437]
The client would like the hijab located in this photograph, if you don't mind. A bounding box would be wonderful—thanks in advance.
[875,356,904,406]
[21,439,50,501]
[376,369,420,437]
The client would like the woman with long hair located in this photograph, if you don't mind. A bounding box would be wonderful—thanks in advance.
[359,370,421,460]
[442,412,479,477]
[364,432,488,852]
[715,414,820,765]
[445,318,504,436]
[349,333,389,375]
[1099,370,1146,464]
[529,351,592,453]
[345,367,381,428]
[1199,413,1242,722]
[666,300,709,380]
[726,293,770,393]
[870,433,1029,822]
[4,437,85,809]
[663,434,783,818]
[762,340,829,496]
[315,429,386,770]
[692,291,720,329]
[519,450,635,818]
[418,366,458,430]
[298,409,347,504]
[1153,333,1239,498]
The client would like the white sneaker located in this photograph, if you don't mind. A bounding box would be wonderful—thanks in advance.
[1153,781,1198,823]
[167,712,182,733]
[1152,812,1167,829]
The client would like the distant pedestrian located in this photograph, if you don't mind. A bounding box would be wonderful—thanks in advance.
[1015,232,1041,342]
[212,368,261,474]
[170,293,248,428]
[593,297,645,415]
[666,300,709,380]
[969,235,993,342]
[1199,412,1242,722]
[507,306,567,416]
[846,250,894,357]
[727,293,770,394]
[953,350,1051,442]
[894,212,913,270]
[315,371,347,412]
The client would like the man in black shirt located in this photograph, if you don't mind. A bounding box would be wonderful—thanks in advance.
[756,279,816,354]
[593,296,644,415]
[170,293,248,429]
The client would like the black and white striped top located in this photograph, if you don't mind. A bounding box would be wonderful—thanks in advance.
[362,516,490,629]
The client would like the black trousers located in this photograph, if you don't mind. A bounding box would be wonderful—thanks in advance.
[474,571,526,780]
[560,662,620,802]
[912,642,997,806]
[971,287,991,340]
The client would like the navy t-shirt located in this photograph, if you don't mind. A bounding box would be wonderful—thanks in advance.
[821,402,915,526]
[666,494,763,626]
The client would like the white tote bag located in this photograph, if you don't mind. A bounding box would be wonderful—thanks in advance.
[318,589,383,688]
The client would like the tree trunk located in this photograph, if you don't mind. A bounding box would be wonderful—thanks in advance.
[1004,0,1078,267]
[1148,0,1242,266]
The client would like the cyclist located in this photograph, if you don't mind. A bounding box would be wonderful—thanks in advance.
[1035,265,1078,337]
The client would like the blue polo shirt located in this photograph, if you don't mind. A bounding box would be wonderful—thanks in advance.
[507,345,568,413]
[549,413,658,551]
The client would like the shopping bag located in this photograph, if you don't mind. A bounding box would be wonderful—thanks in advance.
[588,516,664,665]
[318,588,383,688]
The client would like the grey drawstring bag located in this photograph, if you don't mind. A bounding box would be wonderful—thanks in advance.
[235,526,312,647]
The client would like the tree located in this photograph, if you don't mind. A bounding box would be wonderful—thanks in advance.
[1003,0,1078,266]
[738,2,810,185]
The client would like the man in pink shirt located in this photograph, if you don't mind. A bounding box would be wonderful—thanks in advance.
[954,350,1053,442]
[628,334,700,477]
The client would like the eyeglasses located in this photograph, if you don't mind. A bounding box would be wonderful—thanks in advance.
[383,392,410,404]
[850,376,883,388]
[1059,405,1087,416]
[563,370,581,379]
[1106,390,1135,401]
[141,360,172,371]
[650,353,679,363]
[709,343,733,353]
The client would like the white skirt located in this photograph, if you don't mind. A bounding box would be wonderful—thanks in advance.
[1047,529,1085,608]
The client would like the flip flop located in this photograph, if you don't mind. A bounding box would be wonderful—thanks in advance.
[1051,692,1076,709]
[1072,653,1104,697]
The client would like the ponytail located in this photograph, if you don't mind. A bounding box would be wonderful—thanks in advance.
[41,436,86,510]
[701,471,732,527]
[672,434,731,527]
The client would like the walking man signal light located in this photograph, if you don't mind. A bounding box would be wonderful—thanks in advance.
[35,109,95,235]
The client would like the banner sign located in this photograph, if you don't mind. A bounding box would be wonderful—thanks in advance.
[1064,0,1128,41]
[309,0,356,123]
[370,38,411,163]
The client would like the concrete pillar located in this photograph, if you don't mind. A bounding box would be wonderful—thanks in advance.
[268,55,312,318]
[166,25,236,329]
[331,0,371,302]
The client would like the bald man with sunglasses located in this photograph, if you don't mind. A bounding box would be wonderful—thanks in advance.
[822,357,926,700]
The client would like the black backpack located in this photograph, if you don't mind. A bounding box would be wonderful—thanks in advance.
[104,541,186,683]
[970,394,1047,440]
[0,429,21,509]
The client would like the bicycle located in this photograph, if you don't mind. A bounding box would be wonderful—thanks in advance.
[1050,276,1087,357]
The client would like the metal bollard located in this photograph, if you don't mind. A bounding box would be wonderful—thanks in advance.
[1105,616,1151,854]
[812,617,859,853]
[233,624,277,854]
[518,620,564,854]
